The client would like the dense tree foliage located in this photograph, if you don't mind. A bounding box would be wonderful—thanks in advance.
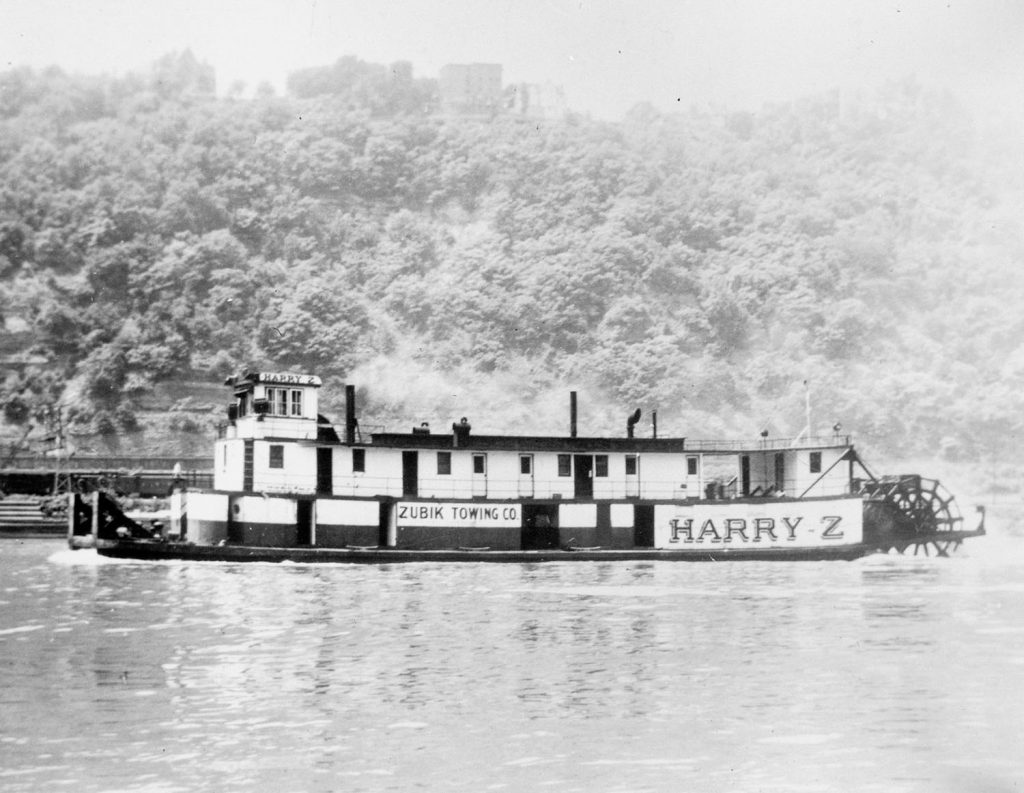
[1,54,1021,458]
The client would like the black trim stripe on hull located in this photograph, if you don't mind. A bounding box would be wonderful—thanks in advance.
[97,541,876,563]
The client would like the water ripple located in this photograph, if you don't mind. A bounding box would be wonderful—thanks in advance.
[0,540,1020,792]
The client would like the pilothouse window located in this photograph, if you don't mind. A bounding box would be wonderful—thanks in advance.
[265,387,303,417]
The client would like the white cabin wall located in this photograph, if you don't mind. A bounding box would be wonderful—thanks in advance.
[451,449,477,497]
[232,415,317,441]
[789,448,850,496]
[214,439,245,491]
[230,439,849,502]
[418,449,464,499]
[735,448,850,496]
[539,453,574,499]
[559,503,596,530]
[591,454,619,499]
[414,449,523,499]
[329,446,403,497]
[399,449,708,500]
[368,447,403,497]
[485,451,520,499]
[251,440,316,493]
[181,491,230,544]
[637,453,693,500]
[330,446,361,494]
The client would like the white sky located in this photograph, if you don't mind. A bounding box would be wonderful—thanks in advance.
[2,0,1021,120]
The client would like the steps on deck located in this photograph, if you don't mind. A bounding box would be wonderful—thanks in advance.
[0,496,66,533]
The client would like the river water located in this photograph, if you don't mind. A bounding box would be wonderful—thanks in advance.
[2,532,1022,793]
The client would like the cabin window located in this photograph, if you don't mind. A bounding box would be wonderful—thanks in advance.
[269,444,284,469]
[557,454,571,476]
[265,387,303,417]
[352,448,365,473]
[687,457,698,476]
[809,451,822,474]
[625,455,638,476]
[520,455,532,475]
[237,393,248,417]
[437,451,452,475]
[595,455,608,477]
[473,454,486,474]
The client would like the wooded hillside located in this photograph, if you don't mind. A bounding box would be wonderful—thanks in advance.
[2,53,1022,459]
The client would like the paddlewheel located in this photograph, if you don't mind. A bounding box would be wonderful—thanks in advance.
[858,475,976,557]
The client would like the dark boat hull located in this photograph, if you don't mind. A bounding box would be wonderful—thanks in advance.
[97,540,877,563]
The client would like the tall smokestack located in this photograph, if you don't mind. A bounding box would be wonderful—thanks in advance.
[570,392,577,438]
[652,410,658,439]
[345,385,357,445]
[627,408,642,439]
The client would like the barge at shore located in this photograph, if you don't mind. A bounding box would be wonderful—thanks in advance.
[70,372,985,562]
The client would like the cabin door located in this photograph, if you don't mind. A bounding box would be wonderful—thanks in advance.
[774,453,786,494]
[574,455,593,499]
[472,453,488,497]
[518,454,534,498]
[685,455,701,498]
[740,455,751,496]
[296,499,313,545]
[634,503,655,547]
[402,451,418,497]
[316,448,333,494]
[625,455,639,498]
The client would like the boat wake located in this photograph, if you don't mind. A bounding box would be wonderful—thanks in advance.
[47,548,135,566]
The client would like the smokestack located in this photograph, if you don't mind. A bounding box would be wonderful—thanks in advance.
[627,408,642,439]
[345,385,357,445]
[652,410,658,439]
[570,392,577,438]
[452,417,471,448]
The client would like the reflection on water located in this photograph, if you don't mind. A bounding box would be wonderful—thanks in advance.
[1,539,1023,792]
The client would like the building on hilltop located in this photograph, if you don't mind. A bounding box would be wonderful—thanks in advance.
[506,82,568,120]
[439,64,503,116]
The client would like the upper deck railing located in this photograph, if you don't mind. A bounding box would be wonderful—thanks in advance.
[683,435,851,452]
[349,429,850,451]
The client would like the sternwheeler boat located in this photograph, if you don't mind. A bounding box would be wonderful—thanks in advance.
[69,372,985,562]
